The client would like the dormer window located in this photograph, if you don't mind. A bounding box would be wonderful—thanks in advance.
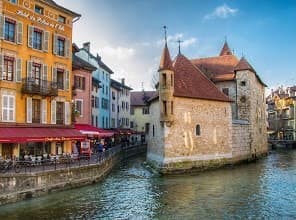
[34,5,44,14]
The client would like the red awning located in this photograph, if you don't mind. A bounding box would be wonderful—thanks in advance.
[74,124,115,138]
[0,127,85,143]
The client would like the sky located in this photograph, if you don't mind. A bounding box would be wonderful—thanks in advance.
[55,0,296,91]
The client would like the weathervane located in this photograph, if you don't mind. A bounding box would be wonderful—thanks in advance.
[177,38,183,54]
[163,25,167,44]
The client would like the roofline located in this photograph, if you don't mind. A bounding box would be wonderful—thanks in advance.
[39,0,81,18]
[79,48,114,74]
[173,94,233,103]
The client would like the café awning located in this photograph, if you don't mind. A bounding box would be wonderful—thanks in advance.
[0,127,85,143]
[74,124,114,138]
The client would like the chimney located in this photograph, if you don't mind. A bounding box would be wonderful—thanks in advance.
[121,78,125,86]
[83,42,90,52]
[96,53,101,62]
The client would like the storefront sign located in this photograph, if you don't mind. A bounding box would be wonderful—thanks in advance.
[16,10,65,31]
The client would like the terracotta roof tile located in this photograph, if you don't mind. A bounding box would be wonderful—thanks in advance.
[159,44,173,71]
[131,91,158,106]
[234,57,267,86]
[173,54,231,102]
[234,57,256,73]
[191,55,239,80]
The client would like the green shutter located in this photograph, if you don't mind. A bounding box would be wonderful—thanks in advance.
[51,100,56,124]
[26,97,32,123]
[65,70,69,90]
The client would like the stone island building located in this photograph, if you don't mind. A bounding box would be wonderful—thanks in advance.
[147,37,268,174]
[0,0,83,160]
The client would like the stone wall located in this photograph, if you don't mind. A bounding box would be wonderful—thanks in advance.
[215,81,237,119]
[232,120,251,162]
[0,155,120,205]
[236,70,268,157]
[147,97,233,173]
[146,100,165,167]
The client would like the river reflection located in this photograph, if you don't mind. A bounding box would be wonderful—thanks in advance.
[0,149,296,219]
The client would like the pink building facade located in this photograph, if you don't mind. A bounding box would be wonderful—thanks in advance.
[72,48,96,125]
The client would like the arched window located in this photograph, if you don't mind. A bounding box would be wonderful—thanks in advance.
[196,124,200,136]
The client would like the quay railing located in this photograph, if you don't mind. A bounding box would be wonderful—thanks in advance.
[0,146,121,175]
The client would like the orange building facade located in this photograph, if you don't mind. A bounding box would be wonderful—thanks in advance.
[0,0,83,159]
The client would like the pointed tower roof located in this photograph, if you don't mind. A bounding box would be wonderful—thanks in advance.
[219,41,232,56]
[234,57,267,87]
[172,53,231,102]
[158,43,173,71]
[234,57,256,73]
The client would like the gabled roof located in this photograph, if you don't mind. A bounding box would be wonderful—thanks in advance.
[131,91,158,106]
[42,0,81,18]
[72,54,97,72]
[110,79,133,90]
[158,43,173,71]
[219,41,232,56]
[173,53,231,102]
[234,57,267,87]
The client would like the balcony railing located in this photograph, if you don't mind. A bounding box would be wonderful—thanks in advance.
[22,78,58,96]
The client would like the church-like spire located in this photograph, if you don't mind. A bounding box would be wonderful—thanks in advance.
[158,26,173,71]
[219,41,232,56]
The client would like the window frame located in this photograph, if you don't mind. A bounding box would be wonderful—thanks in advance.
[4,18,16,42]
[34,5,44,15]
[3,56,14,81]
[2,94,15,122]
[32,28,43,50]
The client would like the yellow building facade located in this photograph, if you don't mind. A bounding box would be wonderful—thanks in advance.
[0,0,83,159]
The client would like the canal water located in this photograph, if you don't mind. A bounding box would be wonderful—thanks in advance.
[0,149,296,219]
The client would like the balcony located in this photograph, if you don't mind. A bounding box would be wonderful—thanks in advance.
[22,78,58,96]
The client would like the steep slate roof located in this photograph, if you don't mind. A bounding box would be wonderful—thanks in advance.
[131,91,158,106]
[110,79,133,90]
[173,53,231,102]
[158,43,173,71]
[42,0,81,18]
[72,54,97,72]
[219,41,232,56]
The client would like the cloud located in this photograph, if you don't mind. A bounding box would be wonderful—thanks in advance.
[182,37,197,48]
[100,46,135,60]
[204,4,238,20]
[157,33,197,48]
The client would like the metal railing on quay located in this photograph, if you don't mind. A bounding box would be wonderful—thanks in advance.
[0,146,122,175]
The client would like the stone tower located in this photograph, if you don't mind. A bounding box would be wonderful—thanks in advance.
[158,42,174,126]
[234,57,268,156]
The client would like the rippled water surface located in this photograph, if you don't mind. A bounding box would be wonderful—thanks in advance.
[0,149,296,219]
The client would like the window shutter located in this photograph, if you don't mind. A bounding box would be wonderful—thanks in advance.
[53,34,58,54]
[2,95,8,121]
[17,21,23,44]
[64,101,70,125]
[27,25,34,48]
[42,64,48,81]
[9,96,15,121]
[26,97,32,123]
[52,67,57,82]
[82,77,85,90]
[43,31,49,52]
[41,99,47,124]
[51,100,56,124]
[0,14,4,40]
[65,70,69,90]
[65,38,70,58]
[15,58,22,82]
[27,61,32,78]
[0,54,3,80]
